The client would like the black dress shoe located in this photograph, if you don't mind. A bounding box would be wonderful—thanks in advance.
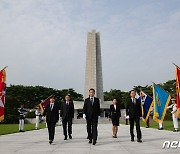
[69,134,72,139]
[87,136,89,139]
[89,140,92,144]
[131,138,134,142]
[49,140,53,144]
[64,136,67,140]
[137,139,142,143]
[158,128,163,130]
[93,140,96,145]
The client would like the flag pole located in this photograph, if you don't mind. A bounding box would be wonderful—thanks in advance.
[172,63,180,69]
[151,81,155,86]
[31,94,54,112]
[0,66,8,72]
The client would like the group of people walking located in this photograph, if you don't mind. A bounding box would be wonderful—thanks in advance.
[109,90,142,142]
[42,88,101,145]
[18,88,178,145]
[42,94,74,144]
[42,89,143,145]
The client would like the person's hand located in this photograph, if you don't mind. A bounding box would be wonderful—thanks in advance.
[83,114,86,120]
[140,117,143,120]
[126,115,129,119]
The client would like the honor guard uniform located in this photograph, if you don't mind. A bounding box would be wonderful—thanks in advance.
[158,121,164,130]
[18,104,29,132]
[35,107,41,130]
[58,110,62,126]
[167,98,179,132]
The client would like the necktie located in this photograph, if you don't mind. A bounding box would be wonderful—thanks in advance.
[50,104,53,110]
[90,98,93,105]
[133,99,136,104]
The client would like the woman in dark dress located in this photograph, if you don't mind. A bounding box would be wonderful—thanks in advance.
[109,99,121,138]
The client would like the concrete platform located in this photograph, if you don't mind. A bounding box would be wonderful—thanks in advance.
[0,124,180,154]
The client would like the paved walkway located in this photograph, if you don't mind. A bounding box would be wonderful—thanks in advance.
[0,124,180,154]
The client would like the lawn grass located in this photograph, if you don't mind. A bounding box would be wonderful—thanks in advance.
[0,123,46,135]
[120,120,180,131]
[1,120,179,136]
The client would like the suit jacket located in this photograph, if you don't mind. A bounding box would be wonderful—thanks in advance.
[126,98,142,119]
[60,101,74,119]
[83,97,101,122]
[109,104,121,119]
[43,103,59,123]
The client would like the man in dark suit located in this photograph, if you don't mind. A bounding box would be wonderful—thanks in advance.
[60,94,74,140]
[126,90,142,143]
[83,88,100,145]
[43,96,59,144]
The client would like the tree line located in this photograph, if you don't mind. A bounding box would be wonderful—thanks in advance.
[2,79,175,124]
[4,85,83,124]
[104,79,176,109]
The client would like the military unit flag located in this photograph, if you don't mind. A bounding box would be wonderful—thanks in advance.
[39,95,53,112]
[0,68,7,122]
[140,91,153,122]
[152,83,171,123]
[175,65,180,119]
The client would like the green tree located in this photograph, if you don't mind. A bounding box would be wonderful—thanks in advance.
[3,85,83,124]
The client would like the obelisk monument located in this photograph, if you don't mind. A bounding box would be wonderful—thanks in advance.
[84,30,104,103]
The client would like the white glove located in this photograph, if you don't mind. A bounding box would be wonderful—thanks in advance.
[126,115,129,119]
[140,117,143,120]
[42,116,45,120]
[83,114,86,120]
[98,116,100,119]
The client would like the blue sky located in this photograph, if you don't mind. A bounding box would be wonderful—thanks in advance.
[0,0,180,94]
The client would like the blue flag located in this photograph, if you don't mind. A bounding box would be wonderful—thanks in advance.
[152,83,171,123]
[140,91,153,122]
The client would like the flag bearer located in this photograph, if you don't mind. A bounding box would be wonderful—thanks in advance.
[167,98,179,132]
[18,104,29,132]
[35,107,41,130]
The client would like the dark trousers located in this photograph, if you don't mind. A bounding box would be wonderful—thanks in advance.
[62,118,72,136]
[47,122,56,141]
[146,118,150,127]
[126,119,129,125]
[129,118,142,139]
[87,119,98,141]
